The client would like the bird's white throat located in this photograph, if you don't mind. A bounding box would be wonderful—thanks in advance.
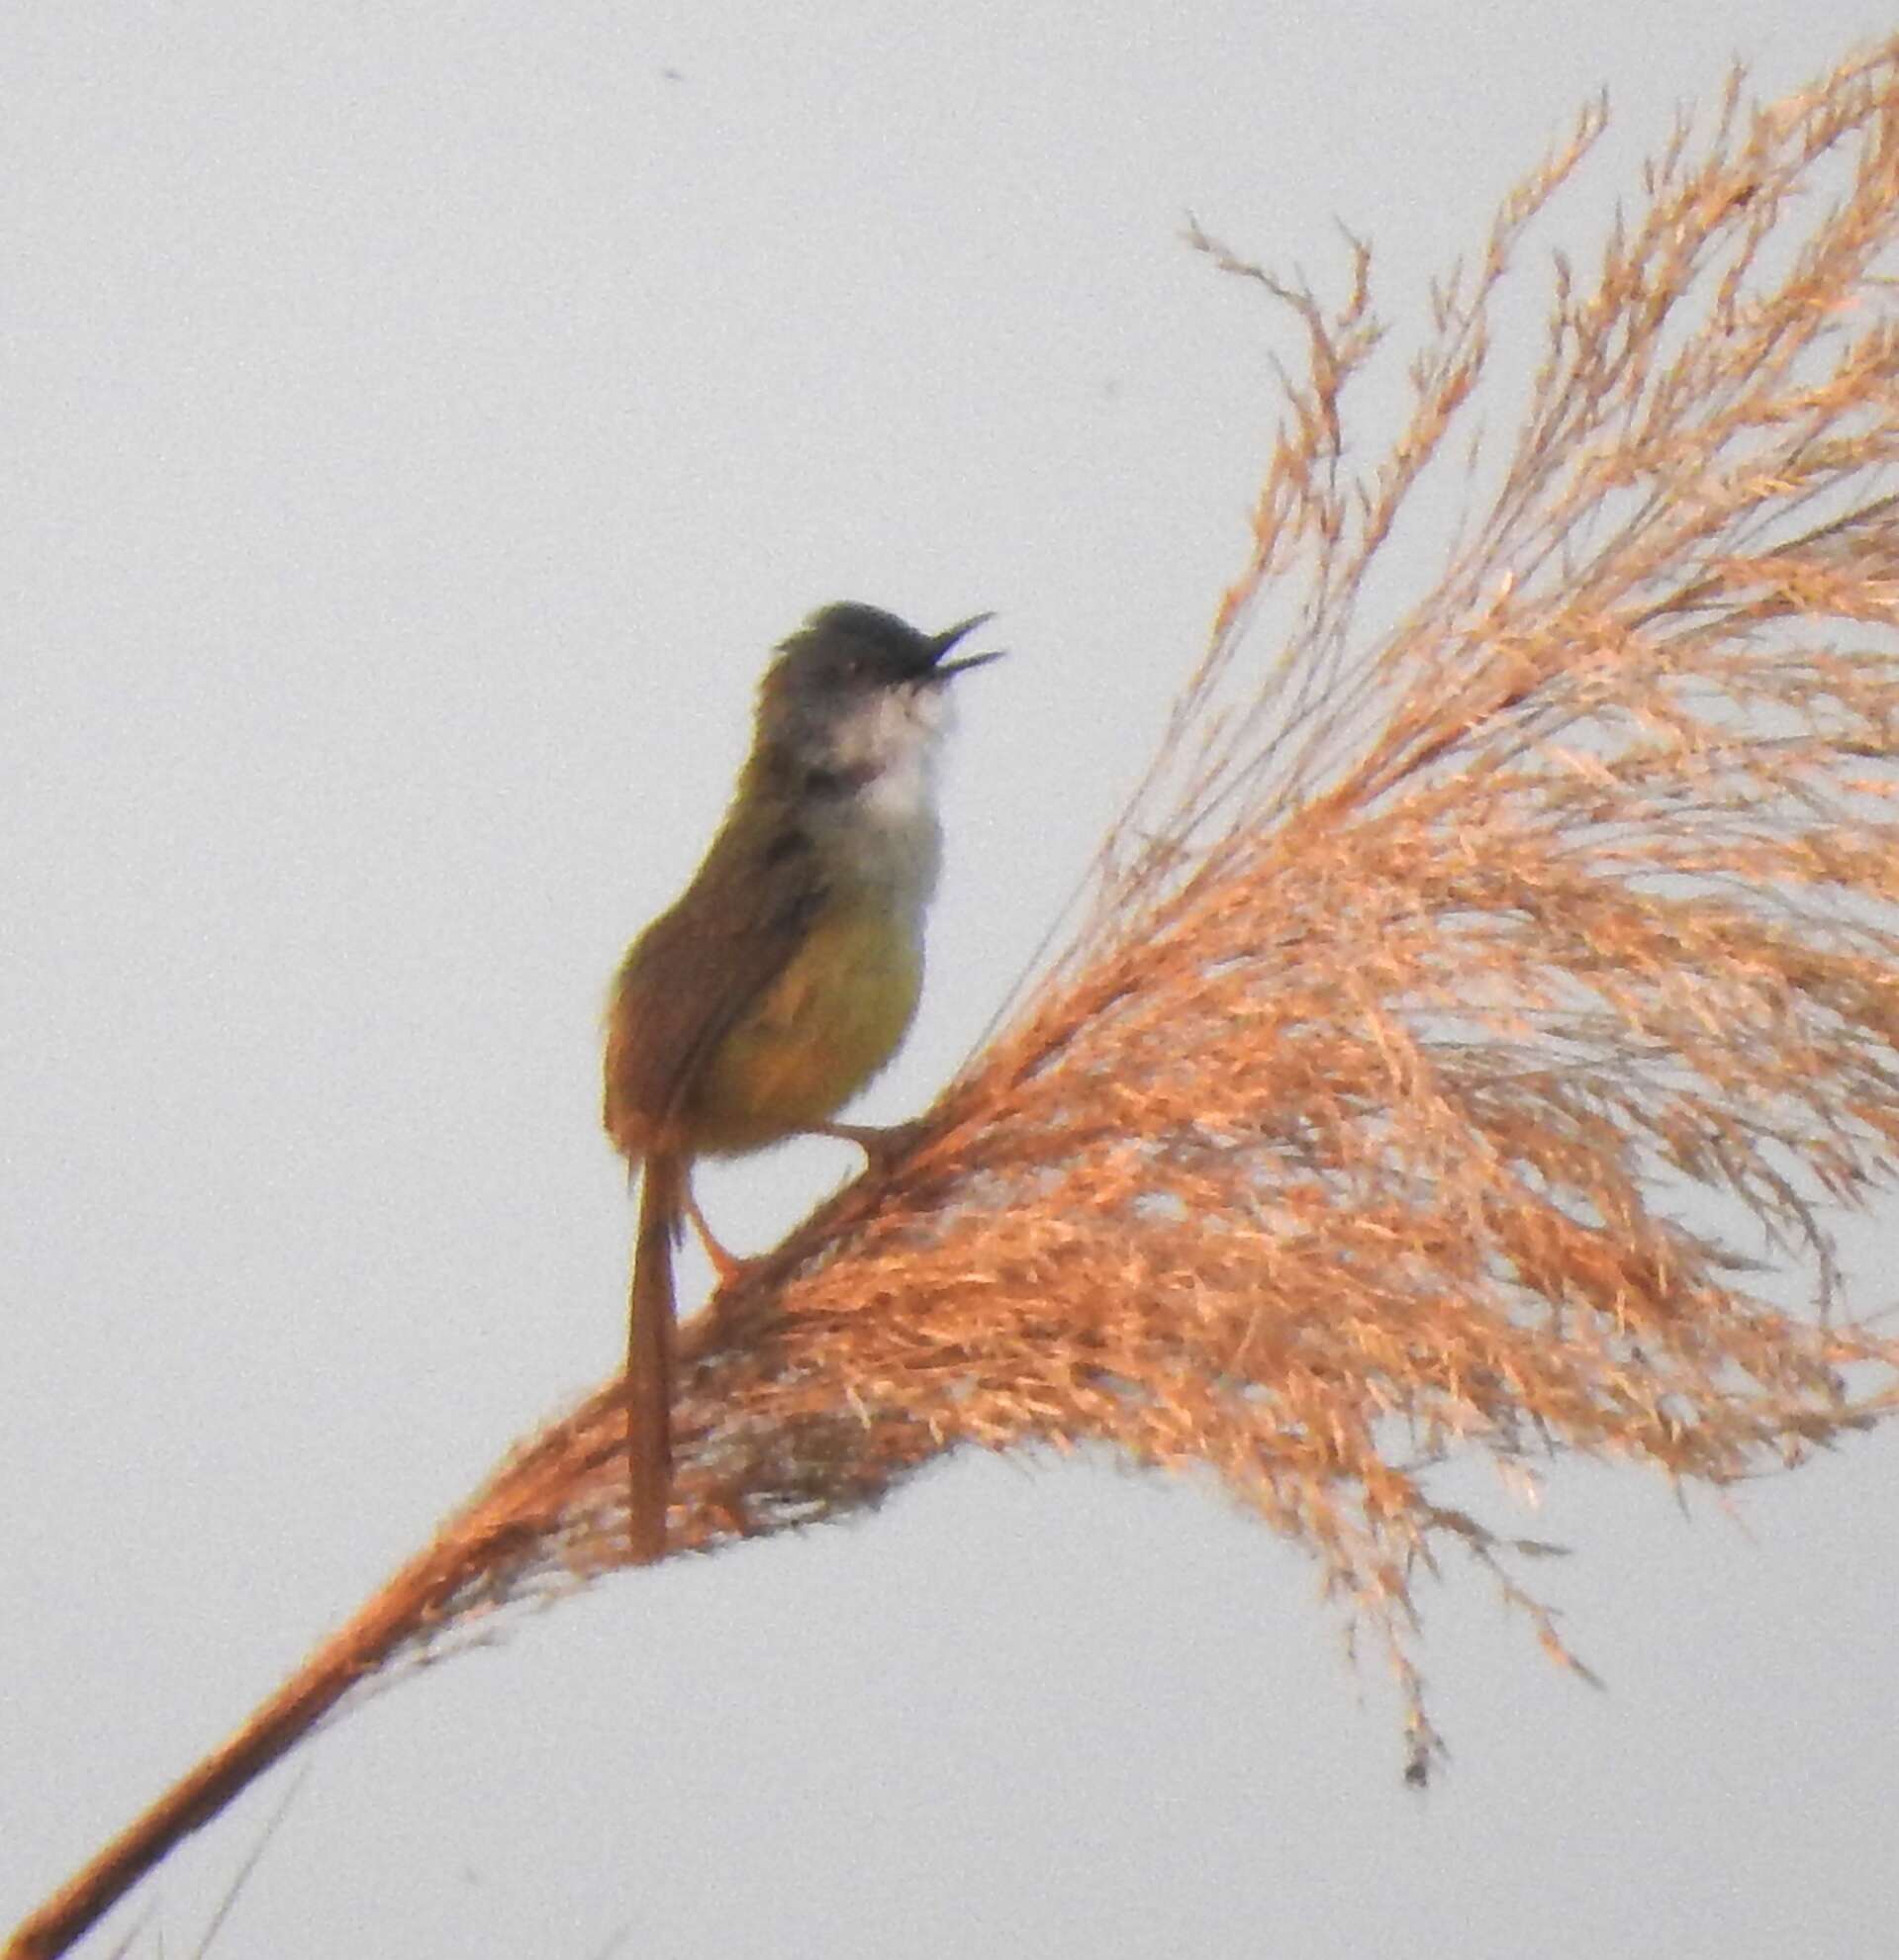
[821,685,950,910]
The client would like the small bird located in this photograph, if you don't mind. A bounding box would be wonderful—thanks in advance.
[603,602,1001,1560]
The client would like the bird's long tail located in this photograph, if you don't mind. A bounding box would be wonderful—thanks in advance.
[626,1149,684,1562]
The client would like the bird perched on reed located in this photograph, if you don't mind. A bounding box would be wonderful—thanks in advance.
[604,602,1001,1559]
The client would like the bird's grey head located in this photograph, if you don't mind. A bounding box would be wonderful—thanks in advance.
[757,603,1001,780]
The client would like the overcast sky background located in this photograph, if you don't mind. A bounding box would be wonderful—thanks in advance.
[7,5,1899,1956]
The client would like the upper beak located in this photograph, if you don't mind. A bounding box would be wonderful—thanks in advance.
[928,612,1004,678]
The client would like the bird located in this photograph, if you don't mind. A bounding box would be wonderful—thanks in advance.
[603,602,1002,1560]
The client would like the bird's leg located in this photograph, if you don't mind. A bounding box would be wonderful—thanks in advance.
[677,1126,928,1291]
[807,1117,929,1174]
[681,1171,750,1283]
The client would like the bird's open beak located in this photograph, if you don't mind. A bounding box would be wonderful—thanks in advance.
[929,612,1004,678]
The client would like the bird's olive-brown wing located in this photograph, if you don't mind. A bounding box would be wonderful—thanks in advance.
[603,817,826,1156]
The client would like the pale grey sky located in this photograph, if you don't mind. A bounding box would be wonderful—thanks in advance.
[6,5,1898,1956]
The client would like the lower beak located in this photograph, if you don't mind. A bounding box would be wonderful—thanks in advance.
[930,612,1004,677]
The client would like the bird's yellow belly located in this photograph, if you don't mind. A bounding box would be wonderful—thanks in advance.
[694,900,923,1153]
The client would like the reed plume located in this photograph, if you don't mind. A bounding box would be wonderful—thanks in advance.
[17,36,1899,1958]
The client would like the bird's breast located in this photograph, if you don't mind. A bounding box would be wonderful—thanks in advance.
[693,892,926,1152]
